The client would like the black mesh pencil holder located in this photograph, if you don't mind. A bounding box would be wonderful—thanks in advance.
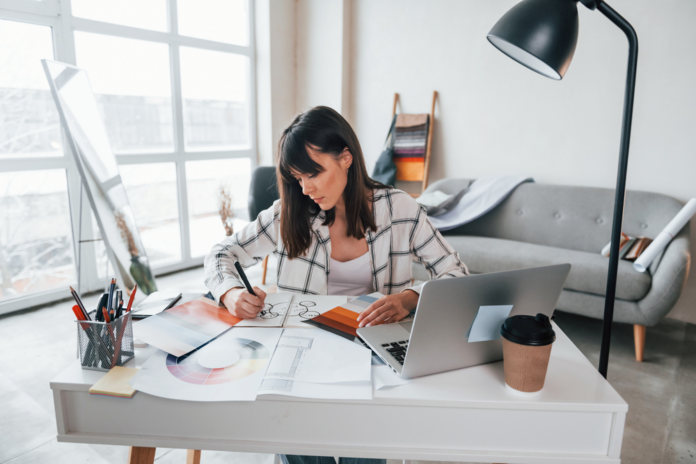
[76,311,134,371]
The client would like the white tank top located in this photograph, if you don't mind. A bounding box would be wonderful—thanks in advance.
[328,252,374,296]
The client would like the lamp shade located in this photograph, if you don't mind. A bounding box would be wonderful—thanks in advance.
[487,0,580,80]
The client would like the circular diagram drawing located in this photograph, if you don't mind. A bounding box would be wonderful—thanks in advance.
[289,301,320,319]
[258,302,281,319]
[166,338,270,385]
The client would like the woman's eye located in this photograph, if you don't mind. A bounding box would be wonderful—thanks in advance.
[308,174,316,179]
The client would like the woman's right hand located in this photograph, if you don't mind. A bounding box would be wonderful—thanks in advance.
[220,287,267,319]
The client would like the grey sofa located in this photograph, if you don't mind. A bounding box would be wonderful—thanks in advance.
[413,178,691,361]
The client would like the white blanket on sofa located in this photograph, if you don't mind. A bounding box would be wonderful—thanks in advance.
[428,175,533,231]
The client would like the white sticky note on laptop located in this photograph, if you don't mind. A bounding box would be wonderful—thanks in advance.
[467,305,514,343]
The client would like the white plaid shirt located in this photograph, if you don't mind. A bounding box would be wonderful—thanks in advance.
[204,188,469,302]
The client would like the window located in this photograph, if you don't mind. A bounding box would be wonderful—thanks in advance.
[0,20,61,158]
[0,1,256,314]
[0,170,75,302]
[74,32,174,154]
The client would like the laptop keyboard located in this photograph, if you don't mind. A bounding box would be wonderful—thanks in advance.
[381,340,409,365]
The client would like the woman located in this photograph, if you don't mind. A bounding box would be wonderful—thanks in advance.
[204,106,468,464]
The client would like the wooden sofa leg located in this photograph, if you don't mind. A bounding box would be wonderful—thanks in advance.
[634,324,646,362]
[262,255,269,285]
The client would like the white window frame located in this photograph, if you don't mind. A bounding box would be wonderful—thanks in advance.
[0,0,257,315]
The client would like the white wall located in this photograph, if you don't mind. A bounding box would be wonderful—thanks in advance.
[296,0,351,115]
[254,0,297,165]
[345,0,696,324]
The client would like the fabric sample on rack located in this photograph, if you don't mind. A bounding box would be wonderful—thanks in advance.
[392,113,430,181]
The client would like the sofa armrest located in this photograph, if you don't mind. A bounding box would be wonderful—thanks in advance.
[637,224,691,326]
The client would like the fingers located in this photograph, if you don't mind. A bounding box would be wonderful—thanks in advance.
[357,298,387,324]
[367,308,398,327]
[235,291,262,318]
[253,286,267,304]
[359,298,393,328]
[240,291,264,308]
[360,305,395,327]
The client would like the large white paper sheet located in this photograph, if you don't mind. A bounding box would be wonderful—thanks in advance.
[284,295,348,327]
[264,328,371,384]
[258,378,372,399]
[130,328,282,401]
[372,365,411,390]
[235,293,293,327]
[634,198,696,272]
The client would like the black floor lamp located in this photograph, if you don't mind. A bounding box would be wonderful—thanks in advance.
[487,0,638,378]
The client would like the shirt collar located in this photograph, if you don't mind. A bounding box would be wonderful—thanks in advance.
[309,188,389,234]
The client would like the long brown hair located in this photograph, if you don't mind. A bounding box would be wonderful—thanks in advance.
[277,106,387,259]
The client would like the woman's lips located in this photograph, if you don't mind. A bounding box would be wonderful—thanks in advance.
[313,197,324,203]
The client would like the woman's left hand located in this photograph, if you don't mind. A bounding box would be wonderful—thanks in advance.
[357,291,419,328]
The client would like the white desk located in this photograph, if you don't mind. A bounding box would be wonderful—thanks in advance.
[51,322,627,464]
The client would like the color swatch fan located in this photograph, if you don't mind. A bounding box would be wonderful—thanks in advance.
[130,328,282,402]
[166,338,270,385]
[303,293,384,339]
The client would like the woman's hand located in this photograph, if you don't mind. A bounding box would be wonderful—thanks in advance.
[220,287,267,319]
[357,290,419,328]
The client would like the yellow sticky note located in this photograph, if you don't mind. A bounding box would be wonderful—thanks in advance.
[89,366,138,399]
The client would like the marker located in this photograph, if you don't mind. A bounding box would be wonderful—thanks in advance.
[234,261,256,296]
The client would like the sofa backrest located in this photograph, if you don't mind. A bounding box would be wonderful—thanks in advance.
[427,178,687,254]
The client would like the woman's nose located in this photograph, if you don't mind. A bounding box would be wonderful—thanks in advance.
[302,180,314,195]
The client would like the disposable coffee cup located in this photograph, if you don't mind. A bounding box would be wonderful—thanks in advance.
[500,313,555,397]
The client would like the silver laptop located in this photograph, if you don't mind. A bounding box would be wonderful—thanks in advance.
[357,264,571,379]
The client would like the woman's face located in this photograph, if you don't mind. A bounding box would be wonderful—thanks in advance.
[292,145,352,211]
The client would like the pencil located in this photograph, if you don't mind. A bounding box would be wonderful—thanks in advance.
[126,284,137,312]
[69,286,90,320]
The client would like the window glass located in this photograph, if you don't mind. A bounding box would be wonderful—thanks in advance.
[0,19,61,158]
[71,0,168,32]
[0,170,75,302]
[180,47,249,151]
[186,158,251,257]
[119,163,181,266]
[74,32,174,154]
[178,0,248,46]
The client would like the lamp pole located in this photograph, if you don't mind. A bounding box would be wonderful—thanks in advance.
[487,0,638,378]
[594,1,638,378]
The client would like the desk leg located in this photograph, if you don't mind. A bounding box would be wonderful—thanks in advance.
[187,450,201,464]
[127,447,156,464]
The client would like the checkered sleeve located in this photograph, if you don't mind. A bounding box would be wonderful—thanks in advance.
[406,204,469,295]
[204,200,281,303]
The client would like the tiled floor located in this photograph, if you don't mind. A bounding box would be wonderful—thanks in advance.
[1,261,694,464]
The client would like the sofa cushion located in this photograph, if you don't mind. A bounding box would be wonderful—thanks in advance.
[441,235,652,301]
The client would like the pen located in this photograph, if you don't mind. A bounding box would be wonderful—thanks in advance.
[115,290,123,318]
[107,278,116,315]
[126,284,137,312]
[234,260,256,296]
[96,293,108,322]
